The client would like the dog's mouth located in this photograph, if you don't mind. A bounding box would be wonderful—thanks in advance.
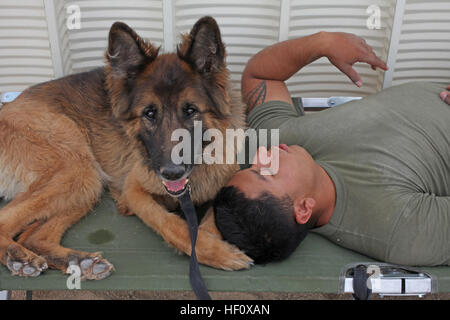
[162,178,189,197]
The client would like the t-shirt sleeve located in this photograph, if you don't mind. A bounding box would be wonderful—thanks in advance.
[247,100,303,130]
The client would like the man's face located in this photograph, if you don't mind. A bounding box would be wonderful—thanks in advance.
[228,144,317,201]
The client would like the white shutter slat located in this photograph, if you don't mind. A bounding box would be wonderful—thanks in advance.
[394,60,450,69]
[405,1,450,10]
[0,29,50,39]
[74,21,164,31]
[291,0,393,5]
[401,12,450,21]
[290,8,392,17]
[80,10,163,20]
[175,7,280,18]
[401,22,450,32]
[398,32,449,42]
[0,8,47,18]
[0,38,53,49]
[397,42,449,51]
[395,51,449,61]
[0,0,54,93]
[0,48,51,58]
[179,16,280,28]
[0,58,53,68]
[72,0,162,9]
[394,69,450,78]
[0,19,48,28]
[176,0,279,6]
[0,67,54,76]
[0,76,54,87]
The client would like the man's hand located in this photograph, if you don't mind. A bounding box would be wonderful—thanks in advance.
[323,32,388,87]
[440,85,450,105]
[242,31,388,113]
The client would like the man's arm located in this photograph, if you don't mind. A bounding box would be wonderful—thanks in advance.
[242,32,388,113]
[440,85,450,105]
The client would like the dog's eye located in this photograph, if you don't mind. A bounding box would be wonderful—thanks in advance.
[183,103,198,118]
[143,105,157,120]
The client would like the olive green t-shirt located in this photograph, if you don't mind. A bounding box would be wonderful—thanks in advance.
[247,82,450,266]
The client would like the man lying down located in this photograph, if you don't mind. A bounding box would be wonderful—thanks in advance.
[213,31,450,267]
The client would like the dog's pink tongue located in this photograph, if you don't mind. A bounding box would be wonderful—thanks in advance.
[164,179,186,192]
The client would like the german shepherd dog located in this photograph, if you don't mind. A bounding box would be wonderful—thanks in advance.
[0,16,252,279]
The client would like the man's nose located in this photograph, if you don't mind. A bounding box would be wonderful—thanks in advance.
[160,164,186,181]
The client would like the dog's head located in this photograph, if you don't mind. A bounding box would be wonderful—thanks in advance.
[105,16,241,196]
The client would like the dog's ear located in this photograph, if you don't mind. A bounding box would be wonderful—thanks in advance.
[106,22,159,76]
[177,16,226,74]
[105,22,159,119]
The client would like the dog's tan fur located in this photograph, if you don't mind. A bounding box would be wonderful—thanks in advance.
[0,17,251,279]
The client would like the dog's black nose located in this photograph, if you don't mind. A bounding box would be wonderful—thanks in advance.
[160,165,186,181]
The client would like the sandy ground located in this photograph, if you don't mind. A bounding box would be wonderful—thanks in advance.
[7,290,450,300]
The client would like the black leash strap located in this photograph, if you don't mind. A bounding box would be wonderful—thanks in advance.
[177,187,212,300]
[352,264,372,300]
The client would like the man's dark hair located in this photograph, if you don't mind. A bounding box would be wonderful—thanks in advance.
[213,186,315,264]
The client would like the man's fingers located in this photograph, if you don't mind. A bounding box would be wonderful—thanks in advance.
[440,91,450,105]
[340,64,363,87]
[363,53,388,71]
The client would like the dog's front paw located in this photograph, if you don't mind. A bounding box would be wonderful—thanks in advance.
[216,242,254,271]
[5,244,48,277]
[196,231,253,271]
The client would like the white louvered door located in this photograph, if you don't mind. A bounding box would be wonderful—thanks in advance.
[0,0,54,93]
[0,0,449,96]
[390,0,450,86]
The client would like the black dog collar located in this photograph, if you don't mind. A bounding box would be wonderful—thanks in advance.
[175,185,211,300]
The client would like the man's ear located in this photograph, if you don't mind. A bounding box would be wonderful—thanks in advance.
[106,21,159,76]
[177,16,226,74]
[294,198,315,225]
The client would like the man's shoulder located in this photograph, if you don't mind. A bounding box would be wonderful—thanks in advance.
[247,99,304,130]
